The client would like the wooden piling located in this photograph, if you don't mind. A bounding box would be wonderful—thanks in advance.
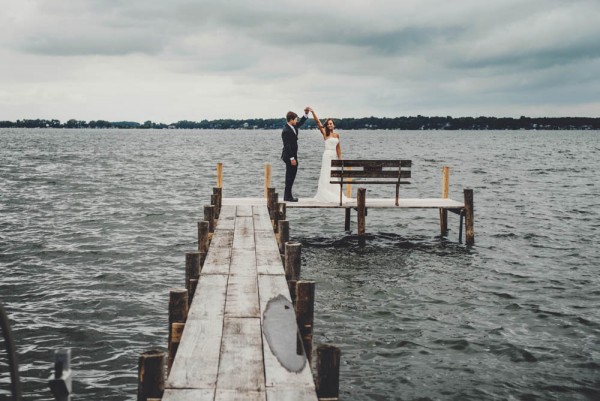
[464,188,474,245]
[288,279,298,306]
[137,350,165,401]
[267,188,276,218]
[439,166,449,235]
[216,163,223,188]
[278,201,286,221]
[357,188,366,236]
[277,220,289,255]
[284,242,302,281]
[316,345,341,400]
[198,221,209,253]
[204,205,215,233]
[296,281,316,368]
[344,208,351,231]
[168,289,188,373]
[185,252,201,302]
[212,187,222,219]
[272,193,280,233]
[264,163,272,198]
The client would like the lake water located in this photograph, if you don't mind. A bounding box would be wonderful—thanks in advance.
[0,128,599,400]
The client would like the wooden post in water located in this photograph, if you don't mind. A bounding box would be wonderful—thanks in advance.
[48,349,71,401]
[439,166,449,235]
[296,280,315,368]
[185,252,201,304]
[344,208,351,231]
[267,187,275,218]
[212,187,222,219]
[137,350,165,401]
[357,188,366,236]
[277,201,286,222]
[204,205,215,233]
[272,193,280,233]
[216,163,223,188]
[264,163,272,198]
[464,188,474,246]
[316,345,341,400]
[198,221,209,253]
[284,242,302,281]
[288,279,298,306]
[168,289,188,373]
[277,220,289,255]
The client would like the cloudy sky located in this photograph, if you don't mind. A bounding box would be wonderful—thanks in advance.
[1,0,599,122]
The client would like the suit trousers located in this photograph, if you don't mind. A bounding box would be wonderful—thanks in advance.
[284,160,298,199]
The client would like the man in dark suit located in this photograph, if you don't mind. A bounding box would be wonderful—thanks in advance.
[281,108,309,202]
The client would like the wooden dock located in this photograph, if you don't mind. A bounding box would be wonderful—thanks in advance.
[223,197,464,209]
[161,203,318,401]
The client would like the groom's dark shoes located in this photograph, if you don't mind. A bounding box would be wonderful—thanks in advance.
[284,196,299,202]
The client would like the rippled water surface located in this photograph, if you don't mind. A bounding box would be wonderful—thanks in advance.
[1,128,599,400]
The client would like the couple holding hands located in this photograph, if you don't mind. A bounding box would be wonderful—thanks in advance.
[281,107,349,203]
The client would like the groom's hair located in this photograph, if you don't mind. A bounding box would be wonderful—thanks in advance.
[286,111,298,122]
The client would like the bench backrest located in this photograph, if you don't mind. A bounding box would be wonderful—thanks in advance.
[330,160,411,180]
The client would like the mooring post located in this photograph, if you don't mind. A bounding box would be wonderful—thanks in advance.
[277,220,289,255]
[212,187,222,219]
[288,279,298,306]
[284,242,302,281]
[296,281,316,368]
[198,221,209,253]
[277,201,286,222]
[267,187,275,218]
[204,205,215,233]
[48,349,71,401]
[464,188,474,245]
[357,188,366,236]
[185,251,201,304]
[440,166,449,235]
[264,163,272,198]
[168,289,188,373]
[216,162,223,188]
[137,350,164,401]
[316,345,341,400]
[272,192,280,233]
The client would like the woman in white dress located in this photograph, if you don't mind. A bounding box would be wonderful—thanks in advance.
[309,108,350,203]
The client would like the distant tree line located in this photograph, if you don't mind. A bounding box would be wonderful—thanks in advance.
[1,116,599,130]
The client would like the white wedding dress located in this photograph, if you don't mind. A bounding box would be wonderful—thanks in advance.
[313,137,349,203]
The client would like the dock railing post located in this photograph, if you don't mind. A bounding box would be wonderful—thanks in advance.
[264,163,272,198]
[464,188,475,245]
[357,188,366,236]
[284,242,302,281]
[49,349,71,401]
[296,281,315,368]
[440,166,449,235]
[168,289,188,373]
[185,251,201,305]
[316,345,341,400]
[198,221,209,253]
[137,350,164,401]
[216,162,223,188]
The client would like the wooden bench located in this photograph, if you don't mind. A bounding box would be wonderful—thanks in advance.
[330,160,412,206]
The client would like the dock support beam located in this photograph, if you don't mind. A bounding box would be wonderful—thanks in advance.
[198,221,209,253]
[357,188,366,236]
[439,166,449,235]
[185,252,201,305]
[204,205,215,233]
[277,220,289,255]
[296,280,315,367]
[137,350,164,401]
[284,242,302,281]
[464,188,474,246]
[212,187,222,219]
[168,289,188,373]
[344,208,351,231]
[316,345,341,401]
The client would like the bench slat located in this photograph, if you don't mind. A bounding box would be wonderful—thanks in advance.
[331,160,411,168]
[331,180,411,185]
[330,170,411,179]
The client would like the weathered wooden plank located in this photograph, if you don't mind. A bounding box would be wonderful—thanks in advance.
[162,389,215,401]
[236,205,253,217]
[216,205,236,230]
[202,230,234,275]
[166,275,227,390]
[222,198,267,206]
[258,275,315,389]
[331,170,411,178]
[215,390,266,401]
[233,216,255,249]
[225,274,259,318]
[266,388,318,401]
[217,317,265,392]
[252,206,274,232]
[229,248,257,276]
[255,231,284,276]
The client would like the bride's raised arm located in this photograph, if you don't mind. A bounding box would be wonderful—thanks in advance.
[310,108,327,138]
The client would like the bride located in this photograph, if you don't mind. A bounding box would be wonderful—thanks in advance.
[309,107,350,203]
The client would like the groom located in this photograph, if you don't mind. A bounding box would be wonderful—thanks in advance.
[281,108,309,202]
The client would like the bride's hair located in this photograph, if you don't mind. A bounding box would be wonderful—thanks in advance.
[324,119,334,136]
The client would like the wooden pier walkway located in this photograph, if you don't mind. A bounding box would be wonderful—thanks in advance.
[162,203,318,401]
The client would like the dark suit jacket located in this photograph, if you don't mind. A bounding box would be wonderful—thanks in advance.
[281,115,307,162]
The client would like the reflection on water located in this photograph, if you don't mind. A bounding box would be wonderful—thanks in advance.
[0,128,599,400]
